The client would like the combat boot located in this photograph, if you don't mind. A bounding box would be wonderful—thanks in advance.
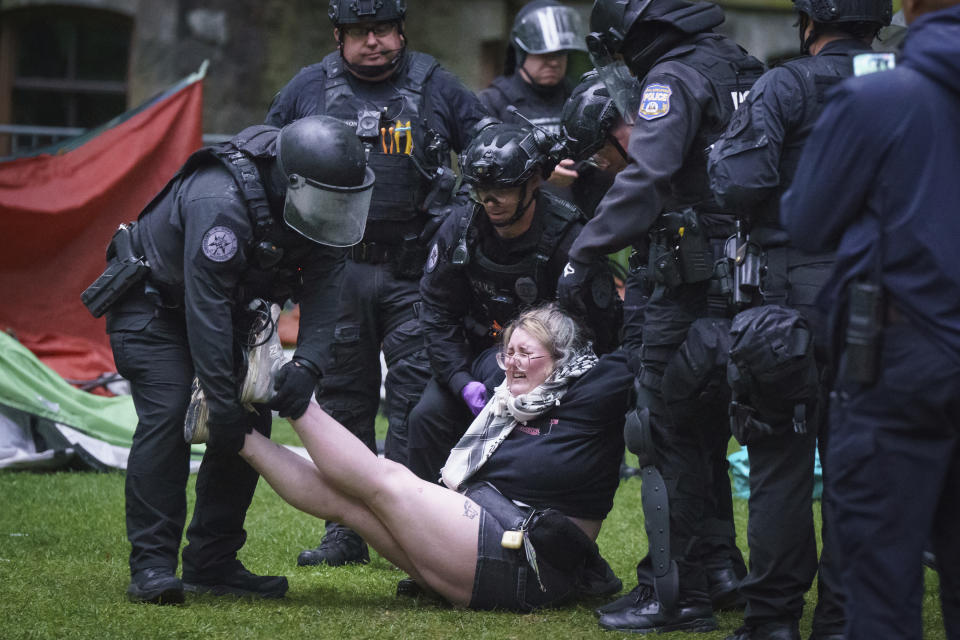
[597,586,717,634]
[182,561,288,598]
[297,523,369,566]
[127,567,184,605]
[706,564,745,611]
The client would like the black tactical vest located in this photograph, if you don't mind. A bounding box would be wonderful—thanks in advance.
[770,48,863,225]
[320,51,439,225]
[462,191,582,329]
[669,36,765,230]
[138,126,311,305]
[483,74,570,136]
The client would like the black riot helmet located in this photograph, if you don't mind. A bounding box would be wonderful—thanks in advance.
[460,122,560,189]
[561,70,634,161]
[276,115,375,246]
[512,1,588,57]
[328,0,406,26]
[792,0,891,53]
[587,0,724,81]
[792,0,891,24]
[459,122,560,227]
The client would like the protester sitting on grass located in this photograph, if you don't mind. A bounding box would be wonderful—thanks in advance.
[239,304,633,610]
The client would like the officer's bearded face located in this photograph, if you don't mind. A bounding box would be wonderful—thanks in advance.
[336,21,404,68]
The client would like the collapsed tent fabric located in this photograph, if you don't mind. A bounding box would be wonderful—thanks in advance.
[0,329,205,471]
[0,64,206,384]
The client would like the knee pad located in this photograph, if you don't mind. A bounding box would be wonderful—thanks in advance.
[625,384,657,466]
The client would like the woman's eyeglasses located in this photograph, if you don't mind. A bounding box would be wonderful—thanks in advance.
[496,351,547,371]
[341,22,397,38]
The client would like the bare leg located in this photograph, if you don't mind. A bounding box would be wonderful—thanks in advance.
[241,432,426,583]
[242,402,480,605]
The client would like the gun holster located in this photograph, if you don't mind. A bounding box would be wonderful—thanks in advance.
[81,223,150,318]
[649,209,713,288]
[843,281,883,385]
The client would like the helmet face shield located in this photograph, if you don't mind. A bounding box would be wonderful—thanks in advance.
[282,167,375,247]
[513,5,588,54]
[589,57,642,126]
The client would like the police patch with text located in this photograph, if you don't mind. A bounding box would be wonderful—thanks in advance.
[639,83,673,121]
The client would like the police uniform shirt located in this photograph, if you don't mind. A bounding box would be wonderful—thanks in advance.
[568,34,755,264]
[473,351,633,520]
[134,164,344,425]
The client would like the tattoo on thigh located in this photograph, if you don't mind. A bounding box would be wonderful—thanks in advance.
[463,500,479,520]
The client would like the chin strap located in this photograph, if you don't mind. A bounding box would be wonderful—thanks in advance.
[609,135,629,162]
[342,46,406,78]
[799,14,817,55]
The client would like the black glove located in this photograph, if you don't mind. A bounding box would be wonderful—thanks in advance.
[268,359,319,419]
[556,259,592,318]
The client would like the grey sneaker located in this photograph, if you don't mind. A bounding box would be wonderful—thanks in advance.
[239,301,286,408]
[183,378,209,444]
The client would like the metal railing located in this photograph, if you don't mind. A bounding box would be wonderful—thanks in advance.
[0,124,231,159]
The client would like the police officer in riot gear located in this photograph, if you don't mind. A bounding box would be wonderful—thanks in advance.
[480,0,586,137]
[479,0,589,192]
[265,0,487,567]
[98,116,370,604]
[407,121,620,483]
[556,0,765,633]
[563,69,751,620]
[708,1,891,637]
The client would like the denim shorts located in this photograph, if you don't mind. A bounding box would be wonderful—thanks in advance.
[468,508,579,611]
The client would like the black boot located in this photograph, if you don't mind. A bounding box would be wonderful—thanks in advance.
[726,619,800,640]
[706,564,745,611]
[127,567,184,605]
[597,587,717,634]
[182,561,288,598]
[297,522,370,567]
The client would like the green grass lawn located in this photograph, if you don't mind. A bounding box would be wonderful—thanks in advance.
[0,419,947,639]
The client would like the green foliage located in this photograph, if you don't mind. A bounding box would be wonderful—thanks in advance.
[0,452,946,639]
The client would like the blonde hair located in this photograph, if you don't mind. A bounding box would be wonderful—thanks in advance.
[501,303,588,369]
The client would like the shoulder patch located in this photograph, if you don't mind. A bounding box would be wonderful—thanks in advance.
[202,226,239,262]
[425,242,440,273]
[639,83,673,121]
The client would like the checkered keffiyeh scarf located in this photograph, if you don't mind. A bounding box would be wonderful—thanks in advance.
[441,349,599,491]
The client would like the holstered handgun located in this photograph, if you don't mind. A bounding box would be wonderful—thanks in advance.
[81,223,150,318]
[843,281,883,385]
[724,219,763,308]
[648,209,713,288]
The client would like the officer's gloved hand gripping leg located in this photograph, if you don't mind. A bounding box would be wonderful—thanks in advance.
[269,358,320,419]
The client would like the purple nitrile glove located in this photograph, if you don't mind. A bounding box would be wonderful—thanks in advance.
[461,381,487,416]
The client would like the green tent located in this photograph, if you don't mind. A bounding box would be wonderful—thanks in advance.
[0,331,204,471]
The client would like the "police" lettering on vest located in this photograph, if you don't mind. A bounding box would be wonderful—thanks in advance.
[730,90,751,110]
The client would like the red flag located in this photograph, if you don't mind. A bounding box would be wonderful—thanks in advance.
[0,68,205,385]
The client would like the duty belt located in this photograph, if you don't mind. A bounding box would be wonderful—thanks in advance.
[349,241,398,264]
